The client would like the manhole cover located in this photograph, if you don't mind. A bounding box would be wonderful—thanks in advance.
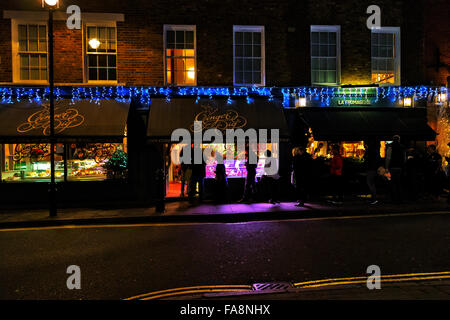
[252,282,292,291]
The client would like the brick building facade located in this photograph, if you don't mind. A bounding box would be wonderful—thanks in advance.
[0,0,448,87]
[0,0,447,207]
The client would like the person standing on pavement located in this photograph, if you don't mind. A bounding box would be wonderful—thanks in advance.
[385,135,406,203]
[263,150,280,204]
[425,144,444,200]
[293,146,313,207]
[214,151,228,204]
[404,142,420,201]
[329,144,344,204]
[365,140,381,205]
[189,144,206,203]
[239,148,258,203]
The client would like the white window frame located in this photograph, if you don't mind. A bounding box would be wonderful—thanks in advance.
[233,25,265,86]
[11,19,49,84]
[163,24,197,86]
[84,21,118,84]
[310,25,341,86]
[371,26,401,86]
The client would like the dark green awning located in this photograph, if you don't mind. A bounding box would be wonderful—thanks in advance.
[299,107,436,141]
[0,99,129,142]
[147,97,290,142]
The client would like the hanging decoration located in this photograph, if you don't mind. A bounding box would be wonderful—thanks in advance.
[0,85,447,108]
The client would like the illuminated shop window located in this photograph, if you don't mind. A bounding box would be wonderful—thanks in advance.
[166,143,275,198]
[86,25,117,82]
[307,139,366,159]
[233,25,265,86]
[164,25,196,86]
[18,24,48,81]
[310,25,340,85]
[371,27,400,85]
[66,142,127,181]
[1,142,127,182]
[341,142,365,159]
[1,143,64,182]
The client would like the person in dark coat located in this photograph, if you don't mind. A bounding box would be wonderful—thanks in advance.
[189,144,206,202]
[385,135,406,202]
[293,146,313,207]
[214,152,228,203]
[404,143,420,201]
[365,140,381,205]
[239,148,258,203]
[262,150,280,204]
[329,144,344,204]
[425,144,443,200]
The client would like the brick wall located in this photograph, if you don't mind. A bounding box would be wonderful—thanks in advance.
[0,0,446,86]
[424,0,450,86]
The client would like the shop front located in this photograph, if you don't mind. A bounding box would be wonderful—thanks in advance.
[299,107,436,157]
[0,99,131,207]
[147,97,291,200]
[296,106,437,196]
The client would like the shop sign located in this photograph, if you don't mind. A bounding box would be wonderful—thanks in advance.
[17,103,85,135]
[190,105,247,132]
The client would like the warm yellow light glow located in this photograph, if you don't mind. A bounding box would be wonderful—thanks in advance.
[88,38,101,49]
[299,97,307,107]
[403,97,412,107]
[187,67,195,80]
[439,93,447,102]
[295,97,307,108]
[44,0,59,6]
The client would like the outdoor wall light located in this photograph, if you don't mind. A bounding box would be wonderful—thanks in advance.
[89,38,101,50]
[438,93,447,103]
[403,97,412,107]
[295,97,307,107]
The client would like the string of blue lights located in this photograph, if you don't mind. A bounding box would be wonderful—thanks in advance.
[0,85,447,107]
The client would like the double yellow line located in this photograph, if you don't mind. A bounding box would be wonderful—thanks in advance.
[124,284,253,300]
[293,271,450,289]
[124,271,450,300]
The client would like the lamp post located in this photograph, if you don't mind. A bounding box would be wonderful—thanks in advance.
[43,0,59,217]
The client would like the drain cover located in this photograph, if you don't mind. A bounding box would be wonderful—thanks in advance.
[252,282,292,291]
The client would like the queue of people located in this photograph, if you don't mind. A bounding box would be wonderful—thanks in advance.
[176,137,450,205]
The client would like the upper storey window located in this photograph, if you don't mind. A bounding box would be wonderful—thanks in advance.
[164,25,196,86]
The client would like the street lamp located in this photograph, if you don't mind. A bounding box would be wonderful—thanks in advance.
[42,0,59,217]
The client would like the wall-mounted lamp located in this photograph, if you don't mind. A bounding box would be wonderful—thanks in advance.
[403,97,412,107]
[296,97,307,107]
[437,93,447,103]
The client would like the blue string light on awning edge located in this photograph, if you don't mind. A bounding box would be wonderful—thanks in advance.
[0,85,447,107]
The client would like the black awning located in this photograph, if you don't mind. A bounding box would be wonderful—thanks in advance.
[147,97,290,142]
[299,107,436,141]
[0,99,129,142]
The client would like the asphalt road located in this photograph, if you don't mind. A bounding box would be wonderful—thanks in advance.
[1,211,450,299]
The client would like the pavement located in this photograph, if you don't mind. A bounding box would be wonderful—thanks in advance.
[0,196,449,229]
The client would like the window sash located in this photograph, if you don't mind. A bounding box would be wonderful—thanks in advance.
[164,26,197,86]
[233,27,264,86]
[86,25,117,82]
[310,28,339,85]
[17,24,48,81]
[371,28,400,85]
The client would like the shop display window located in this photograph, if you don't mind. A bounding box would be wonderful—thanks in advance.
[167,143,276,198]
[66,142,126,181]
[1,143,64,182]
[1,141,127,182]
